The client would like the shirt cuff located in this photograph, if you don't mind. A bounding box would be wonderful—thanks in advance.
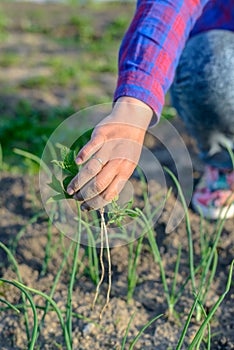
[113,71,165,126]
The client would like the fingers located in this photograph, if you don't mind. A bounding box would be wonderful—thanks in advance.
[76,132,105,165]
[67,155,107,195]
[66,117,146,210]
[73,159,120,201]
[74,160,134,210]
[101,175,128,202]
[67,132,106,195]
[80,175,128,210]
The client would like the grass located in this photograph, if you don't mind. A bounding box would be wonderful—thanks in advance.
[0,7,9,41]
[0,52,21,67]
[0,99,75,166]
[0,2,127,167]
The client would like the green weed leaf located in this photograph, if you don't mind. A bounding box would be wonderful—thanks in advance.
[63,149,78,175]
[48,174,64,193]
[47,192,71,203]
[60,146,69,160]
[51,159,65,169]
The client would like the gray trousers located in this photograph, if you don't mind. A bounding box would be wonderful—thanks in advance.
[170,30,234,169]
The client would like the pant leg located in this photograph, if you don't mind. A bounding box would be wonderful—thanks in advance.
[170,30,234,169]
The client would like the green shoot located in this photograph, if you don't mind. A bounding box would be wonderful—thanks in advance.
[129,314,163,349]
[0,242,30,343]
[195,300,211,350]
[0,298,20,314]
[14,148,51,176]
[127,223,144,302]
[107,198,140,227]
[0,279,38,350]
[66,202,81,346]
[188,260,233,349]
[169,244,182,318]
[37,240,74,339]
[164,167,196,293]
[138,209,171,308]
[121,312,136,350]
[40,209,55,277]
[92,208,112,320]
[176,292,200,350]
[14,280,72,350]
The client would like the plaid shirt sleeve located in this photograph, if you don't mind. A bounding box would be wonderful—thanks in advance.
[114,0,210,120]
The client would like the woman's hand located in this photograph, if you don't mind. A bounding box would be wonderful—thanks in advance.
[67,97,153,210]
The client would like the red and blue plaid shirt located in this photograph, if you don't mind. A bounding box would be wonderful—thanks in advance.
[114,0,234,120]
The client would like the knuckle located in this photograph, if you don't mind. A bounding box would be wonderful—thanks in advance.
[85,163,96,176]
[80,179,101,200]
[95,178,106,193]
[120,168,133,179]
[92,126,105,138]
[69,177,79,191]
[74,175,84,188]
[91,131,105,146]
[79,186,92,200]
[74,190,84,201]
[80,147,89,159]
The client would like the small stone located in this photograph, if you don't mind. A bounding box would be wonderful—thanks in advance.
[73,337,79,347]
[83,323,95,336]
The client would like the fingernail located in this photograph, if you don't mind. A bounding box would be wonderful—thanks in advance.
[81,203,88,211]
[74,192,83,201]
[76,157,82,165]
[67,187,74,195]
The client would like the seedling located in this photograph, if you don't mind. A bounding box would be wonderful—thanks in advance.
[48,144,146,318]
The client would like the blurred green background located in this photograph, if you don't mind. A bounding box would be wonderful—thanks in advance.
[0,0,135,170]
[0,0,176,173]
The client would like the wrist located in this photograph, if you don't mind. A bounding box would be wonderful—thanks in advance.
[112,96,153,130]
